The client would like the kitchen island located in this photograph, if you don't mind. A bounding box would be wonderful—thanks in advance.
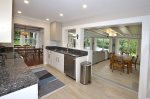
[0,52,38,99]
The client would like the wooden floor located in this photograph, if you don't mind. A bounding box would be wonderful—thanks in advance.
[38,64,138,99]
[92,60,139,91]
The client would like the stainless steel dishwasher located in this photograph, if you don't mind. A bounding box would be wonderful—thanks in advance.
[64,54,76,80]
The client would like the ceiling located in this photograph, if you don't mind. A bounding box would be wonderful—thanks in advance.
[14,0,150,24]
[84,24,142,38]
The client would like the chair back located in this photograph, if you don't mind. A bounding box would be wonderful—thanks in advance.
[111,54,123,63]
[135,55,138,63]
[131,55,138,63]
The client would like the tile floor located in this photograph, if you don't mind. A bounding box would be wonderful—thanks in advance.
[92,60,139,91]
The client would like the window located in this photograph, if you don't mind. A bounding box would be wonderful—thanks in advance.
[14,31,36,46]
[84,38,92,50]
[14,31,20,45]
[68,29,76,48]
[25,32,36,46]
[119,38,138,56]
[96,38,109,51]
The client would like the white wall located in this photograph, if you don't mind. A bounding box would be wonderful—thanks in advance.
[62,15,150,99]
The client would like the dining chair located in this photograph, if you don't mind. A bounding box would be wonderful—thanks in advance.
[111,55,124,74]
[131,55,138,70]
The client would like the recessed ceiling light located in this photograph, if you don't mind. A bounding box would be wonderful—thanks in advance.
[59,13,64,17]
[24,0,29,4]
[82,4,87,9]
[17,11,22,14]
[46,18,49,21]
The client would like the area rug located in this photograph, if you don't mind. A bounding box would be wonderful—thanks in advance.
[31,67,65,97]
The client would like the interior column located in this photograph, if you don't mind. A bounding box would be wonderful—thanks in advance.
[76,28,84,49]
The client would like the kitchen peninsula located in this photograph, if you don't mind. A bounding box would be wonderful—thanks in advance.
[46,46,89,82]
[0,52,38,99]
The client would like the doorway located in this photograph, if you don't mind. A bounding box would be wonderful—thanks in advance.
[84,23,142,92]
[14,24,44,66]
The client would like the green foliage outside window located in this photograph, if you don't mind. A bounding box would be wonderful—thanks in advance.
[119,39,138,56]
[84,38,91,48]
[97,38,109,49]
[14,31,20,45]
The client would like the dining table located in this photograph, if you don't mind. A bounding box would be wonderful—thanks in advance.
[121,55,132,74]
[110,54,132,74]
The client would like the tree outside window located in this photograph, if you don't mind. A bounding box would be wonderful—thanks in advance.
[96,38,109,51]
[84,38,92,50]
[119,38,138,56]
[14,31,20,45]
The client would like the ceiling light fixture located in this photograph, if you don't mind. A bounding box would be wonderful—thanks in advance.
[106,29,117,37]
[59,13,64,17]
[17,11,22,14]
[46,18,49,21]
[24,0,29,4]
[82,4,87,9]
[109,33,117,37]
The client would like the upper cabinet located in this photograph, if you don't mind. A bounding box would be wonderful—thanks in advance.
[0,0,12,43]
[50,22,62,41]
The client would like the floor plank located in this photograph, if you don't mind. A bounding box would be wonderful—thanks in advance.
[92,60,139,91]
[39,64,138,99]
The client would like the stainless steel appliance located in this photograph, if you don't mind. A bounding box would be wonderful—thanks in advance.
[64,54,76,80]
[80,61,91,85]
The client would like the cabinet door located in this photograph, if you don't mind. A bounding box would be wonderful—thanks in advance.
[55,22,62,41]
[51,51,58,69]
[50,22,56,40]
[47,50,52,65]
[49,51,53,65]
[56,53,64,72]
[0,0,12,43]
[50,22,62,41]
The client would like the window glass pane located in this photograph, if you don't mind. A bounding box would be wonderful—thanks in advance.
[103,38,109,51]
[129,39,138,56]
[84,38,91,50]
[119,38,129,54]
[68,32,76,48]
[119,38,138,56]
[14,31,20,45]
[96,38,103,51]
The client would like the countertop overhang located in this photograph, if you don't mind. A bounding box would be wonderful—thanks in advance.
[0,52,38,97]
[46,46,88,57]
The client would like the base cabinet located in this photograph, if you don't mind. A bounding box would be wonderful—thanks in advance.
[47,50,64,73]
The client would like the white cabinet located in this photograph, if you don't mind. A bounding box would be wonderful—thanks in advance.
[47,50,64,73]
[0,0,12,43]
[47,50,53,65]
[50,22,62,41]
[55,52,64,72]
[1,84,38,99]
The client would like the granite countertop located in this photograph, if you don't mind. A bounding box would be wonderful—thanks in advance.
[46,46,88,57]
[0,52,38,97]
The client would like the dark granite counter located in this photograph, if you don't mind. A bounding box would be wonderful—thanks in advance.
[46,46,88,57]
[0,52,38,97]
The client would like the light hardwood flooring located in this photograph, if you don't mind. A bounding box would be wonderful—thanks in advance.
[39,64,138,99]
[92,60,139,91]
